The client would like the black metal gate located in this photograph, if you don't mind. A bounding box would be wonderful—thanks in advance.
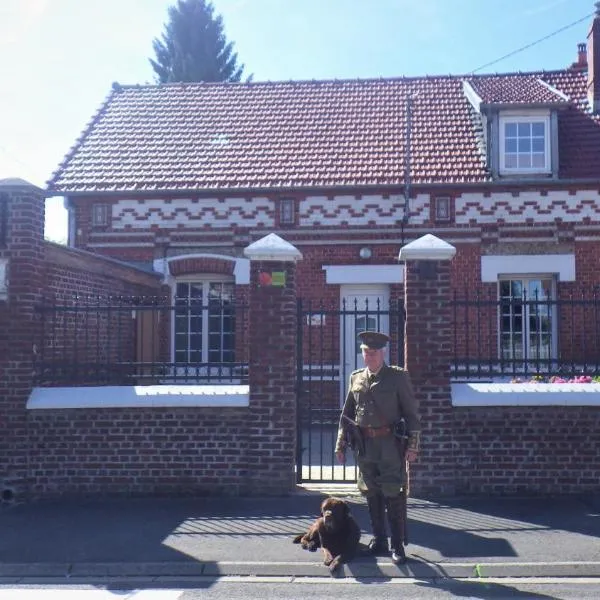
[296,297,405,483]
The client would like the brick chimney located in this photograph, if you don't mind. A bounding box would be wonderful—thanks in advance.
[571,42,587,70]
[587,3,600,111]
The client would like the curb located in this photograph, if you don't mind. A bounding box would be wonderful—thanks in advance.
[1,560,600,581]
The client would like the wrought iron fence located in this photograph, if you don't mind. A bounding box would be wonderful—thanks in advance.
[451,288,600,380]
[34,294,249,386]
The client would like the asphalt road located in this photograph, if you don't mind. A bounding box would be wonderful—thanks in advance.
[2,578,600,600]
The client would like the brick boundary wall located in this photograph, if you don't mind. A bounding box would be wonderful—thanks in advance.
[401,236,600,497]
[24,243,300,498]
[453,406,600,495]
[245,256,298,495]
[26,407,250,497]
[3,205,301,499]
[402,252,456,496]
[1,184,252,500]
[0,183,46,501]
[25,244,255,498]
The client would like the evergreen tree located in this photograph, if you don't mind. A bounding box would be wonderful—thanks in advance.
[150,0,245,83]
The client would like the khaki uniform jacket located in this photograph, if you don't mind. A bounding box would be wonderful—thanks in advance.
[335,364,420,452]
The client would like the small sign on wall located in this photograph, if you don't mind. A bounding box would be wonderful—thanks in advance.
[306,313,326,326]
[258,271,286,287]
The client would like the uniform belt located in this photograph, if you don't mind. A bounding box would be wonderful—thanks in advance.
[361,425,391,438]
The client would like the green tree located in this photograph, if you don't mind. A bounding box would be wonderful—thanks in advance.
[150,0,245,83]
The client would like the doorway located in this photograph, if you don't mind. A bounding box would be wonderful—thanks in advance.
[340,285,390,403]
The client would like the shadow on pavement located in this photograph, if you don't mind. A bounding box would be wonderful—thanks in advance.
[416,578,561,599]
[432,494,600,540]
[0,496,220,589]
[347,497,517,560]
[0,489,518,583]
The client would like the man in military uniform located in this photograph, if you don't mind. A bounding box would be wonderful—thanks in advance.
[335,330,420,565]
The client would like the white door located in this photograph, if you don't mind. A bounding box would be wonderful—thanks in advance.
[340,285,390,404]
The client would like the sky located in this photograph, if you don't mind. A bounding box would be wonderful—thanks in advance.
[0,0,596,243]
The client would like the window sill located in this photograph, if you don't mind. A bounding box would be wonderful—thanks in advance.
[497,170,552,178]
[27,385,250,409]
[452,382,600,406]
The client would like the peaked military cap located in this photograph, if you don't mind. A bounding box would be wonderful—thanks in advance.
[357,330,390,350]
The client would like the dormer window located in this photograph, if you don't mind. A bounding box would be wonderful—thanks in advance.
[499,115,550,175]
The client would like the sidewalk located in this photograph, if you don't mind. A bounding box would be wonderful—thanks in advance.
[0,486,598,581]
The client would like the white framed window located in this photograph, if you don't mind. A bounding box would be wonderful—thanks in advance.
[173,277,236,369]
[498,276,557,367]
[499,115,550,175]
[92,203,110,226]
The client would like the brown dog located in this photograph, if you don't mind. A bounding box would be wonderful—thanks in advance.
[293,497,361,574]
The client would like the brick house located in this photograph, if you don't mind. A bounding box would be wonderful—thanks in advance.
[47,12,600,394]
[22,13,600,496]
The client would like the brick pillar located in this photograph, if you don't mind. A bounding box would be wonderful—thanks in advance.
[399,234,456,495]
[0,179,46,502]
[243,233,302,495]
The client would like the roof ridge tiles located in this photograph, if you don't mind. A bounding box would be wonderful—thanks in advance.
[467,67,574,79]
[104,68,581,95]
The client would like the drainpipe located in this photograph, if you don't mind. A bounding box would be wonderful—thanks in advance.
[400,94,414,246]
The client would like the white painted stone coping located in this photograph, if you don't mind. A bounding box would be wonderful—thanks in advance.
[452,383,600,406]
[27,385,250,410]
[398,233,456,261]
[244,232,302,261]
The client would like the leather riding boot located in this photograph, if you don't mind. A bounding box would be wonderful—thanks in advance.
[385,495,407,564]
[366,494,388,555]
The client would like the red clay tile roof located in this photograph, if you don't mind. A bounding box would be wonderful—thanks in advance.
[46,69,600,194]
[465,74,569,105]
[542,70,600,179]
